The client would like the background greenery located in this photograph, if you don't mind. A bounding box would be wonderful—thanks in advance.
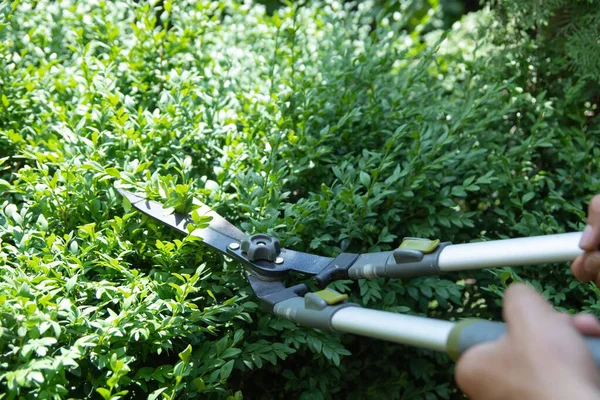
[1,0,599,398]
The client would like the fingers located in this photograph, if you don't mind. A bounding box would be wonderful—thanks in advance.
[455,340,507,400]
[572,314,600,337]
[574,195,600,284]
[571,253,600,283]
[588,194,600,227]
[558,313,600,337]
[572,254,596,282]
[455,284,600,399]
[502,284,600,341]
[455,284,546,397]
[580,195,600,251]
[589,253,600,286]
[502,284,554,333]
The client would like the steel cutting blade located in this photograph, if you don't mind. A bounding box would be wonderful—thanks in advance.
[117,188,334,276]
[117,188,247,254]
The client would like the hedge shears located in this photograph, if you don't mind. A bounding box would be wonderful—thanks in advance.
[117,188,600,366]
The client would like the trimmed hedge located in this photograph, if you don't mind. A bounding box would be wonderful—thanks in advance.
[0,1,598,398]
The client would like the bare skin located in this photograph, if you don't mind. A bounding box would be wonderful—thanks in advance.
[456,195,600,399]
[572,195,600,284]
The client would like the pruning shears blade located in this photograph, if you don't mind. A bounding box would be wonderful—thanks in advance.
[117,188,247,253]
[117,187,336,278]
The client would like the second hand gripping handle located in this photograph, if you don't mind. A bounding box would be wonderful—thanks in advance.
[447,319,600,367]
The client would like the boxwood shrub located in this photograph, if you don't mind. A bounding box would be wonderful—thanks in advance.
[0,0,598,399]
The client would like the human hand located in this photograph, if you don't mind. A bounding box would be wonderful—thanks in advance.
[455,284,600,400]
[572,195,600,285]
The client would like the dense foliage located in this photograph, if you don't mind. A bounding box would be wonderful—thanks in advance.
[0,0,598,398]
[492,0,600,82]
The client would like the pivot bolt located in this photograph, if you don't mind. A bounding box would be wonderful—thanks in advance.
[241,234,281,262]
[229,242,240,250]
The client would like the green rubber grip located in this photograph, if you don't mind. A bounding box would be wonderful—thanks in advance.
[447,319,600,367]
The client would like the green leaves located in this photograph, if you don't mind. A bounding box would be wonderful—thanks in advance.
[21,338,57,358]
[359,171,372,188]
[522,192,536,205]
[178,345,192,363]
[4,204,17,220]
[220,360,235,380]
[0,0,599,399]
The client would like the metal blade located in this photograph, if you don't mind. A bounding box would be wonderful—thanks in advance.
[117,188,247,254]
[117,188,335,278]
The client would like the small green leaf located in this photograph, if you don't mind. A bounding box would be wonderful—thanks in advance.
[96,388,111,400]
[222,348,242,358]
[359,171,371,187]
[179,344,192,363]
[522,192,535,204]
[192,377,205,391]
[4,204,17,218]
[451,186,467,197]
[37,214,48,231]
[105,168,121,178]
[148,387,168,400]
[220,360,235,380]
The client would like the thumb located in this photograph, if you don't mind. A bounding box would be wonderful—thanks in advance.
[455,340,509,400]
[503,284,599,378]
[580,195,600,251]
[502,283,556,337]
